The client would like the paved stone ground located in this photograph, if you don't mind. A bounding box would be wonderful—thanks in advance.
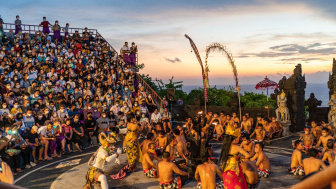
[50,134,305,189]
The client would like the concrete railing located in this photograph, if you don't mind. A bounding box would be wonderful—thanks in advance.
[2,22,117,55]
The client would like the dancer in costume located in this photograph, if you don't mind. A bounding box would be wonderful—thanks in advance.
[83,132,121,189]
[125,113,142,171]
[111,113,143,180]
[219,126,251,189]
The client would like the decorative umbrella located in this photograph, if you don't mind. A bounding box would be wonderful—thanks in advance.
[255,76,278,118]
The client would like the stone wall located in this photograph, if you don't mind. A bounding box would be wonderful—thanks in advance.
[307,107,329,124]
[173,104,275,122]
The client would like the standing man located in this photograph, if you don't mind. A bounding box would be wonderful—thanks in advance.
[157,152,189,189]
[39,17,52,35]
[195,155,223,189]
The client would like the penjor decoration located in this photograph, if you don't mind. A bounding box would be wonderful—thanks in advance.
[185,34,209,113]
[205,43,241,119]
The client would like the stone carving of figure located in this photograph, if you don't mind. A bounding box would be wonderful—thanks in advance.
[276,90,290,122]
[328,94,336,123]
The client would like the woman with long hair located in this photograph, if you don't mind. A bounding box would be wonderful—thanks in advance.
[219,127,251,189]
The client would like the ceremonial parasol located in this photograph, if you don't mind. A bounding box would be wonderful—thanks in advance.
[255,76,278,118]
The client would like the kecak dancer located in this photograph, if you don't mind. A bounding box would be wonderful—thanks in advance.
[83,132,121,189]
[219,126,251,189]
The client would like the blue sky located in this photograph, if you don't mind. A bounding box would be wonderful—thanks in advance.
[1,0,336,85]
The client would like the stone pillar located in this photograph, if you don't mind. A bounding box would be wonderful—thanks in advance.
[328,58,336,99]
[274,64,307,132]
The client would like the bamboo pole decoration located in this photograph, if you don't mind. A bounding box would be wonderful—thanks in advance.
[205,43,241,120]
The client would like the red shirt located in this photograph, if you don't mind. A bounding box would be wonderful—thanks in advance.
[40,21,50,28]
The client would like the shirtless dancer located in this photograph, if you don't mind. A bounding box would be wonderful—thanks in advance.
[157,151,189,189]
[263,118,274,140]
[314,127,334,155]
[255,114,263,129]
[303,148,326,176]
[212,120,224,141]
[141,133,155,154]
[219,112,226,126]
[210,113,221,125]
[289,140,304,176]
[241,133,255,157]
[241,158,259,189]
[321,121,334,136]
[299,127,314,152]
[245,113,254,129]
[232,112,240,123]
[165,135,188,163]
[186,118,194,132]
[250,124,266,142]
[195,155,223,189]
[173,129,188,156]
[322,139,336,166]
[241,115,252,134]
[142,143,162,178]
[155,131,167,155]
[251,142,271,178]
[270,117,283,138]
[311,121,322,144]
[205,112,213,125]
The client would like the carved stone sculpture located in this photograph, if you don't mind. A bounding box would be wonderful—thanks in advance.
[275,90,290,122]
[328,93,336,124]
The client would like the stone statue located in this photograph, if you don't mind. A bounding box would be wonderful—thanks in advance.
[276,90,290,122]
[328,93,336,123]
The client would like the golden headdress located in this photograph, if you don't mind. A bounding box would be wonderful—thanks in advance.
[280,90,286,97]
[225,123,241,138]
[98,132,117,147]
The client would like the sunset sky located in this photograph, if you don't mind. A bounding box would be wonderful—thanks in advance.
[1,0,336,85]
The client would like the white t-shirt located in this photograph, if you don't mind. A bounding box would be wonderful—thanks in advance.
[151,113,162,123]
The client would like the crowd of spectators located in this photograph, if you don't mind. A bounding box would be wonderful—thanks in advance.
[0,16,173,176]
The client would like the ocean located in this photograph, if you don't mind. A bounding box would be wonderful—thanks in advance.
[182,83,329,107]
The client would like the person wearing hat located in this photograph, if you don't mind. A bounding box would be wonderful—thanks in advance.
[24,126,44,164]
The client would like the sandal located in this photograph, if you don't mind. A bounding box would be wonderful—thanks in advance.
[61,150,66,155]
[44,157,53,161]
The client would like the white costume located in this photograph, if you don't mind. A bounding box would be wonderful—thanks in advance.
[84,132,121,189]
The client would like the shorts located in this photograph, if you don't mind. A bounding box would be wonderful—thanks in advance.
[28,144,44,151]
[257,168,270,178]
[289,166,305,176]
[159,176,181,189]
[143,167,157,178]
[197,181,223,189]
